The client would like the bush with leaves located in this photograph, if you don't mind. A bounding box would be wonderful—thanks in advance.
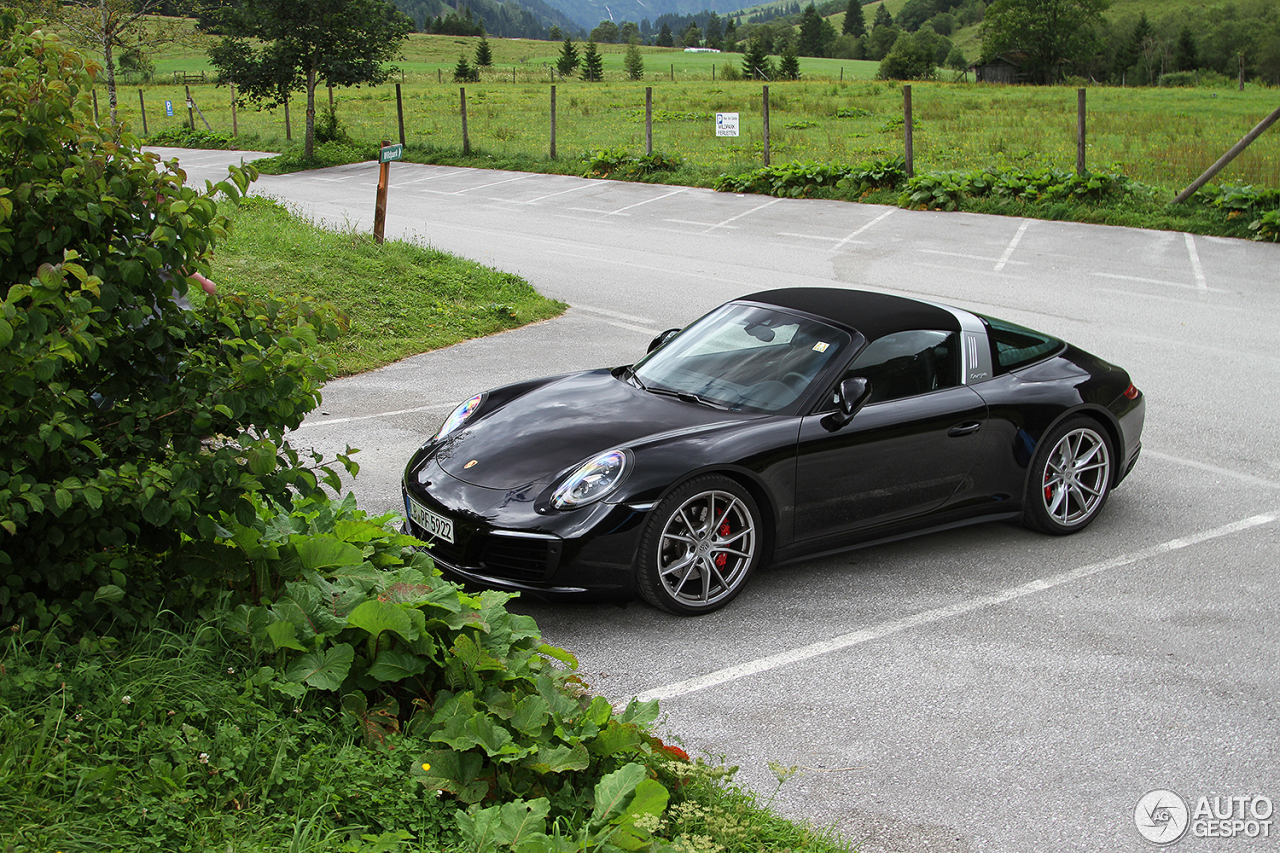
[0,13,352,631]
[217,490,682,849]
[714,158,907,198]
[583,149,684,180]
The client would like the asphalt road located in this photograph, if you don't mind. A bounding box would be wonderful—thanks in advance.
[162,148,1280,853]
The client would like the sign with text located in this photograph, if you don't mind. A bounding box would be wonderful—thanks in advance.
[715,112,740,137]
[165,100,173,117]
[379,143,404,164]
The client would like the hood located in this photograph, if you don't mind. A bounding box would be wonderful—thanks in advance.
[431,369,757,489]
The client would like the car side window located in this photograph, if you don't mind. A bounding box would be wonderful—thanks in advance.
[841,330,958,405]
[981,314,1063,372]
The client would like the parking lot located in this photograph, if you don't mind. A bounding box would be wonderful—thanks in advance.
[166,148,1280,852]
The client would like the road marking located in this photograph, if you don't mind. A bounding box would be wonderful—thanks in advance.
[919,248,1030,266]
[443,175,532,194]
[994,219,1031,272]
[574,304,657,326]
[608,188,688,216]
[546,249,725,282]
[702,198,781,233]
[635,512,1278,703]
[1092,271,1228,294]
[1147,449,1280,490]
[667,219,735,229]
[1185,233,1208,291]
[832,208,896,252]
[521,183,596,204]
[293,401,458,430]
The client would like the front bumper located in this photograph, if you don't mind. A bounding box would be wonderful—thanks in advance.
[401,460,648,599]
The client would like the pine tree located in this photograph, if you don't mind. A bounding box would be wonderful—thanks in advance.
[704,13,723,49]
[624,37,645,80]
[1173,26,1198,72]
[656,22,674,47]
[778,44,800,78]
[798,3,825,56]
[453,53,476,82]
[873,4,893,29]
[742,38,771,79]
[581,39,604,80]
[842,0,866,37]
[475,35,492,67]
[555,36,579,76]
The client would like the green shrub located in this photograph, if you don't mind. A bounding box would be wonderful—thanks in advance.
[0,13,353,631]
[583,148,684,179]
[146,125,236,149]
[715,157,906,198]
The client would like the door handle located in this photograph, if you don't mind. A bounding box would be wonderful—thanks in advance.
[948,421,981,437]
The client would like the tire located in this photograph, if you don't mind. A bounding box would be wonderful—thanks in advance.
[1024,416,1114,535]
[635,474,763,615]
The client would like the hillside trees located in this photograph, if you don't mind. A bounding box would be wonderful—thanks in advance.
[843,0,867,37]
[0,12,350,628]
[980,0,1109,84]
[624,36,645,79]
[209,0,411,160]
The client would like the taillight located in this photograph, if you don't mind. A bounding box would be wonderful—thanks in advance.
[1123,383,1139,400]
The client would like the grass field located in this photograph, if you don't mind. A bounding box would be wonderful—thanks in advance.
[116,37,1279,196]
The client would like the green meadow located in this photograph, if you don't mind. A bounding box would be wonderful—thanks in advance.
[101,29,1274,197]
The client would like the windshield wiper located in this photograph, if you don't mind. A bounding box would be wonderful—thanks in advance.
[645,385,725,409]
[623,365,647,391]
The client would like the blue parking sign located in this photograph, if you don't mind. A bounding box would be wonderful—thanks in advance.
[165,100,173,117]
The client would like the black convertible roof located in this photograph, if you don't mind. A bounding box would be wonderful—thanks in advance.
[740,287,960,340]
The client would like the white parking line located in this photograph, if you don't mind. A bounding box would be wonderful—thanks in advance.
[919,248,1030,266]
[608,187,688,216]
[994,219,1031,272]
[1092,271,1228,293]
[635,512,1278,703]
[832,208,896,252]
[521,183,596,204]
[702,198,781,233]
[1147,449,1280,490]
[1185,233,1208,291]
[574,304,657,326]
[293,401,457,429]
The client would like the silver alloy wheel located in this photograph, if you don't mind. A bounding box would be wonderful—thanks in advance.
[1040,426,1112,527]
[656,488,757,609]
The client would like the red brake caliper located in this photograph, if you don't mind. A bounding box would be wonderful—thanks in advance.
[715,522,731,568]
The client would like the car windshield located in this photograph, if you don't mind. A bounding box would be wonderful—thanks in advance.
[630,303,852,413]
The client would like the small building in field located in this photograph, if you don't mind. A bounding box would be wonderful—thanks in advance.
[970,55,1023,84]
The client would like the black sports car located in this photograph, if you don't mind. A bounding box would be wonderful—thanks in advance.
[402,288,1144,615]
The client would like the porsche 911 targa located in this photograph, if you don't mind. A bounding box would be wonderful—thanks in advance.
[402,288,1145,615]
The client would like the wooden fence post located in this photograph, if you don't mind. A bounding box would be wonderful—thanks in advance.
[460,87,469,155]
[762,85,770,167]
[231,84,237,136]
[903,84,913,179]
[92,89,99,123]
[1076,88,1086,177]
[138,89,148,136]
[549,85,556,160]
[645,87,653,156]
[396,83,406,146]
[186,85,194,130]
[1174,105,1280,203]
[284,94,292,141]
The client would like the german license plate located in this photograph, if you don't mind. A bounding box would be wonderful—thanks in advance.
[406,495,454,544]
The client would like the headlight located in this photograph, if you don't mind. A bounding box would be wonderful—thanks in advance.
[435,392,484,440]
[552,450,628,509]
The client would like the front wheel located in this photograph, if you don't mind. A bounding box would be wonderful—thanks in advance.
[1024,417,1114,535]
[635,475,763,615]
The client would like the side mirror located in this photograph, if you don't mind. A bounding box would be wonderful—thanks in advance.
[830,377,872,427]
[648,328,680,353]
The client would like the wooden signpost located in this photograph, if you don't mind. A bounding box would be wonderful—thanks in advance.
[374,141,403,244]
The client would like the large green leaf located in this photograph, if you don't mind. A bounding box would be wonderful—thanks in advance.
[607,778,670,852]
[413,748,488,804]
[283,643,354,691]
[346,598,419,646]
[590,763,646,826]
[510,695,551,737]
[293,535,365,571]
[520,742,589,775]
[368,648,428,682]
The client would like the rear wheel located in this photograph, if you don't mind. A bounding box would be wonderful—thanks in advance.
[636,475,762,615]
[1024,417,1114,535]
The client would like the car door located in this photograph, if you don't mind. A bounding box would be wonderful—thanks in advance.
[792,330,989,541]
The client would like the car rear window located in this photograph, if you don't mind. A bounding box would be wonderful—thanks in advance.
[981,315,1063,372]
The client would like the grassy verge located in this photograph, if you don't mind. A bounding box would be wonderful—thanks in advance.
[0,606,854,853]
[209,196,566,376]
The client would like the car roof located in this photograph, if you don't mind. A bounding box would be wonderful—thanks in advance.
[739,287,961,340]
